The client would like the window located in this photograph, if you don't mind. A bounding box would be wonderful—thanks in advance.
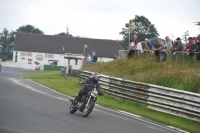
[27,52,32,57]
[20,52,32,57]
[45,53,54,58]
[20,52,26,56]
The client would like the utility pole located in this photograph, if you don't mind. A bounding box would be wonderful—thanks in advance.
[128,20,135,50]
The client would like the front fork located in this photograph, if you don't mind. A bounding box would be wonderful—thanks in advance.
[85,96,91,108]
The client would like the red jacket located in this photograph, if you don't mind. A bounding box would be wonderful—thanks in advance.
[184,43,192,51]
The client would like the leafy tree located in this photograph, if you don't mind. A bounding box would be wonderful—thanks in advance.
[195,22,200,29]
[16,24,44,34]
[55,32,73,37]
[0,28,14,60]
[120,15,159,49]
[182,31,189,44]
[55,25,73,37]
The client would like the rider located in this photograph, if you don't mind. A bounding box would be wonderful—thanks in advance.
[76,72,104,105]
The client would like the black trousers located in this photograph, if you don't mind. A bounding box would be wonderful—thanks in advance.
[127,50,135,58]
[77,87,89,102]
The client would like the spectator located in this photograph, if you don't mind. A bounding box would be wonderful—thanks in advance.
[164,36,172,51]
[145,38,151,50]
[127,40,136,58]
[83,55,88,64]
[190,38,200,60]
[152,39,165,61]
[173,40,177,47]
[193,37,200,46]
[114,54,118,60]
[161,36,172,61]
[142,39,149,50]
[133,34,139,45]
[189,38,197,60]
[173,37,184,52]
[91,56,93,62]
[184,37,193,52]
[87,54,91,62]
[136,39,143,52]
[93,54,98,62]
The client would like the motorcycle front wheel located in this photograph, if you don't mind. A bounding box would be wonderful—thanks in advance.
[82,100,95,117]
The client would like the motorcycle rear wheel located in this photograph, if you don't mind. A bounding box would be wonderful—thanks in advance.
[69,100,77,114]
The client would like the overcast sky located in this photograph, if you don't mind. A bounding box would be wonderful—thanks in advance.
[0,0,199,40]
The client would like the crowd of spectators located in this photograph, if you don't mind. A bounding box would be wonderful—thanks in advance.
[83,54,98,64]
[127,34,200,61]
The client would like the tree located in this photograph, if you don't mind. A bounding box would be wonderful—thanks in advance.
[195,22,200,29]
[55,25,73,37]
[0,28,14,60]
[182,31,189,44]
[120,15,160,49]
[16,24,44,34]
[55,32,73,37]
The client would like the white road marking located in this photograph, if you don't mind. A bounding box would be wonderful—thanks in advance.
[27,79,74,99]
[147,126,169,133]
[7,78,69,102]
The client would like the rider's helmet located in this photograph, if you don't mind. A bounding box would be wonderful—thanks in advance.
[92,72,100,82]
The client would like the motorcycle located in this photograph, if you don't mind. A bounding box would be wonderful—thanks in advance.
[69,84,101,117]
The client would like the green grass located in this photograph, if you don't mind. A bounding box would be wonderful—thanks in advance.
[24,71,200,133]
[82,58,200,94]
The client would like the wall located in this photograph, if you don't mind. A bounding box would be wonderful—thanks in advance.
[13,51,114,70]
[98,57,114,62]
[13,51,84,70]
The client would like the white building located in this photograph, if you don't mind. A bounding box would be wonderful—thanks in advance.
[13,33,123,70]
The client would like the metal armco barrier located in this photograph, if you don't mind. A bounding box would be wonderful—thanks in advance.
[79,70,200,122]
[147,84,200,122]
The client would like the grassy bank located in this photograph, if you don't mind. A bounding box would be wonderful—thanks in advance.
[82,58,200,94]
[24,71,200,133]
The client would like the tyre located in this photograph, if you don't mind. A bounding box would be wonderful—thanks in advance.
[69,101,77,114]
[82,100,95,117]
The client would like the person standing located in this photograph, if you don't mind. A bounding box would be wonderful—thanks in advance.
[93,54,98,62]
[114,54,118,60]
[141,39,149,50]
[161,36,172,61]
[189,38,200,61]
[133,34,138,47]
[152,39,165,61]
[145,38,151,50]
[173,37,184,52]
[127,40,136,58]
[184,37,193,52]
[136,39,143,51]
[87,54,91,62]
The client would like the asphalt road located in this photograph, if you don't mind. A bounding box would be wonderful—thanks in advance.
[0,68,181,133]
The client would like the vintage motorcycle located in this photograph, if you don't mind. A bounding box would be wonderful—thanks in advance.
[69,84,102,117]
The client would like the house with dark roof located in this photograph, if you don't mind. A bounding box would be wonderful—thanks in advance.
[13,33,123,70]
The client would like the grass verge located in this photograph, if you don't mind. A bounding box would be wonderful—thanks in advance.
[24,71,200,133]
[82,58,200,94]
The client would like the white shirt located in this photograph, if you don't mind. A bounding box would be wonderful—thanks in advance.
[88,56,91,61]
[136,42,143,51]
[130,42,135,49]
